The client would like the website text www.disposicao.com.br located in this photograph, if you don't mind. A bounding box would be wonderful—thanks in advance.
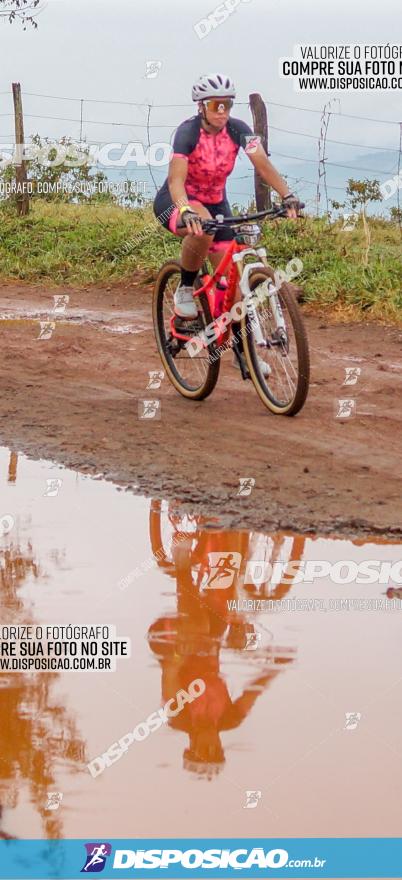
[109,847,326,870]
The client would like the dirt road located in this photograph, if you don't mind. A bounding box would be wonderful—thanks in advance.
[0,276,401,539]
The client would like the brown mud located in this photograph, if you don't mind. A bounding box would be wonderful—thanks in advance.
[0,277,401,538]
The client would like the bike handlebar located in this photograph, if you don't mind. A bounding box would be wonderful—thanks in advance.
[177,203,305,232]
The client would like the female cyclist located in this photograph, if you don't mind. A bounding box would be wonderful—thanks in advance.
[153,72,302,375]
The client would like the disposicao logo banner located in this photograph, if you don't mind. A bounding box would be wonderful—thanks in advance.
[1,838,402,878]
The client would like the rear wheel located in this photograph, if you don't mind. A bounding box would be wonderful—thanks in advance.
[152,260,220,400]
[240,267,310,416]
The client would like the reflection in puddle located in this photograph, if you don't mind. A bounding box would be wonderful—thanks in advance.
[147,504,298,781]
[0,447,402,840]
[0,468,85,840]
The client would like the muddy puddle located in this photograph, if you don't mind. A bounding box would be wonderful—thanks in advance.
[1,445,402,842]
[0,308,146,335]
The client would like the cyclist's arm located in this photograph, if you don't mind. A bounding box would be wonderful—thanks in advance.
[246,145,297,217]
[168,156,190,209]
[168,157,203,234]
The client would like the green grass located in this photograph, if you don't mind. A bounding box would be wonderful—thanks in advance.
[0,200,401,322]
[262,215,402,322]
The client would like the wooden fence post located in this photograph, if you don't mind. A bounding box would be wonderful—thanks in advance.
[12,82,29,216]
[249,92,271,210]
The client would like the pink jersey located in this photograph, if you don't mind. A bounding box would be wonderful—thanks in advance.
[158,114,254,205]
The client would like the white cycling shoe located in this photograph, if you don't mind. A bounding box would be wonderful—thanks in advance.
[232,351,271,378]
[174,284,198,320]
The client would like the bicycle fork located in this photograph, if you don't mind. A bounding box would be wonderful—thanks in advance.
[233,249,287,348]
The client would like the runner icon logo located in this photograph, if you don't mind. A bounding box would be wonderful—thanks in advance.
[53,294,69,314]
[45,791,63,810]
[344,712,362,731]
[145,60,162,78]
[244,135,261,155]
[147,370,165,390]
[81,843,112,873]
[335,398,356,419]
[244,632,262,650]
[237,477,256,497]
[243,790,262,809]
[43,478,63,497]
[203,551,242,589]
[37,321,56,340]
[343,367,361,386]
[138,399,161,420]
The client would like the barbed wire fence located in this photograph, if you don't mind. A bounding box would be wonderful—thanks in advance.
[1,85,401,217]
[316,100,341,217]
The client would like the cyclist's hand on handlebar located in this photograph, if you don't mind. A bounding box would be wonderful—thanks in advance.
[181,208,204,236]
[281,192,303,219]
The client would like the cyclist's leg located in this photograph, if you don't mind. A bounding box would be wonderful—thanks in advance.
[173,201,214,274]
[171,202,215,317]
[153,189,214,271]
[208,243,229,272]
[154,190,227,276]
[153,190,215,317]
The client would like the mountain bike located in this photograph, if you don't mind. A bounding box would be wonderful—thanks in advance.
[152,205,310,416]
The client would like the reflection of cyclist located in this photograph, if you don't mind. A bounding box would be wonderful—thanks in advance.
[153,73,301,373]
[148,527,295,779]
[243,534,307,600]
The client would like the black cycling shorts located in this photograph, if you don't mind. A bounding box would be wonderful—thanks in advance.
[153,186,235,245]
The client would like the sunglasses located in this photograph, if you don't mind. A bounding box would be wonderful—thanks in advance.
[203,98,234,113]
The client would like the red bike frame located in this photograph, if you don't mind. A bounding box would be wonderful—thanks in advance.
[169,238,251,349]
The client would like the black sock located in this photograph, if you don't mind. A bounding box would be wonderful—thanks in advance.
[181,268,198,287]
[232,321,244,353]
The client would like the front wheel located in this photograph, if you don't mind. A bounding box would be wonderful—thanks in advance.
[152,260,220,400]
[240,268,310,416]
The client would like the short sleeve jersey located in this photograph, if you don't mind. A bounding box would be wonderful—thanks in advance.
[170,114,254,204]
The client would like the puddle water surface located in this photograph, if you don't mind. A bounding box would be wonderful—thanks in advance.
[0,309,147,336]
[1,447,402,842]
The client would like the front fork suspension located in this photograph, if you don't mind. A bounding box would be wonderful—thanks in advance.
[233,249,287,348]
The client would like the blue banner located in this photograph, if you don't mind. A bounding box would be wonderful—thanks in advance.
[0,838,401,879]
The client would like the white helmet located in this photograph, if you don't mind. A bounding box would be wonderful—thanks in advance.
[192,73,236,102]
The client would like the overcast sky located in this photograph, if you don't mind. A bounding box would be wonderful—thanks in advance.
[0,0,400,206]
[1,0,400,134]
